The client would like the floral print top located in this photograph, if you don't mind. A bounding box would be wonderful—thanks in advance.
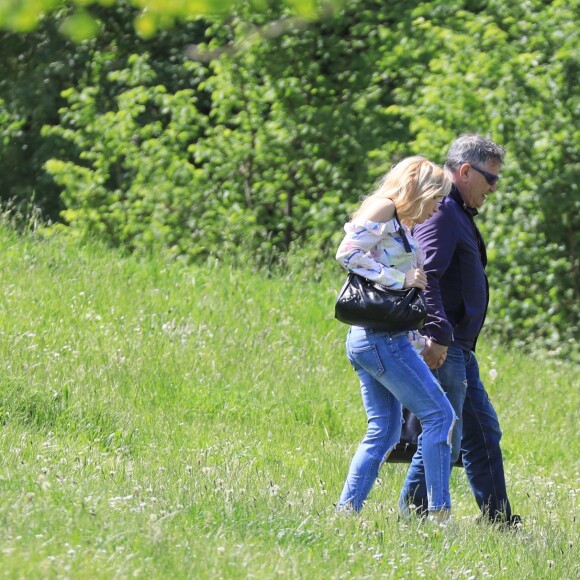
[335,218,425,289]
[336,217,426,349]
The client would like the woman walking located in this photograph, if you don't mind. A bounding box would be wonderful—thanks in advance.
[336,156,456,523]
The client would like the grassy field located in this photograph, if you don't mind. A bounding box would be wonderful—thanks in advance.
[0,226,578,578]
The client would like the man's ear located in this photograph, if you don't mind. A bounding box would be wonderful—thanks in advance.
[457,163,471,181]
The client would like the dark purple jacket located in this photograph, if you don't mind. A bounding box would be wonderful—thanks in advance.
[413,186,488,351]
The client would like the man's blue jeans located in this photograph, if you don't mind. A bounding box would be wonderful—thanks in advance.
[399,345,512,521]
[337,327,456,512]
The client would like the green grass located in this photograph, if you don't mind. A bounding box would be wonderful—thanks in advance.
[0,226,578,578]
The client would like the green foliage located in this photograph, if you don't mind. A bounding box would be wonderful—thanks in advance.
[44,54,210,257]
[1,0,578,353]
[43,5,400,261]
[376,0,579,352]
[0,0,343,39]
[0,3,208,219]
[192,8,397,257]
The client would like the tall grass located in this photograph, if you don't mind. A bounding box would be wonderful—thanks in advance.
[0,226,578,578]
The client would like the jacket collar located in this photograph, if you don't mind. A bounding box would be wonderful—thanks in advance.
[450,185,478,217]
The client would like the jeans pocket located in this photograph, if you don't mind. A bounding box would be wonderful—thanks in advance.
[347,344,385,378]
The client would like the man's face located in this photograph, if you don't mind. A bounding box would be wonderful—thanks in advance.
[457,159,501,208]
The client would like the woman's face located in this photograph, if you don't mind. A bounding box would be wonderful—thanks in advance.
[416,194,445,224]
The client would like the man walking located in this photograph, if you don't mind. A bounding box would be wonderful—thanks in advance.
[399,134,520,526]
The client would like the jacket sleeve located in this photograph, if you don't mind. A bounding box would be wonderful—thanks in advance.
[413,208,458,346]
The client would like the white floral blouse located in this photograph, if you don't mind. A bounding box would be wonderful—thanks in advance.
[336,218,425,287]
[335,217,426,349]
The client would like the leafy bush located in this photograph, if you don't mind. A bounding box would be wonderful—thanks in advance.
[3,0,578,354]
[380,0,579,354]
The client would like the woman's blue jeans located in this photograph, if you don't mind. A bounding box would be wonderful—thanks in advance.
[337,327,456,512]
[399,346,512,521]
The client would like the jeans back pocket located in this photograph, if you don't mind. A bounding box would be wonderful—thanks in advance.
[347,343,385,378]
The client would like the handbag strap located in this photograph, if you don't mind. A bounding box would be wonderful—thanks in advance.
[393,209,413,254]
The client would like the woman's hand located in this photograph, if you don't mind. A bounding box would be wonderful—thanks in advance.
[403,268,427,290]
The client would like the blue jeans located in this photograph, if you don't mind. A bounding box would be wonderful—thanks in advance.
[399,346,513,521]
[337,327,456,512]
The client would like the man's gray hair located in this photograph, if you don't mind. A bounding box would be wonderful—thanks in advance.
[445,134,505,172]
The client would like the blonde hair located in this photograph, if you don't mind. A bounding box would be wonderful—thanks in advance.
[352,156,452,226]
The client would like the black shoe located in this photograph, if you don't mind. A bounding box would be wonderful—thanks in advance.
[507,514,523,530]
[496,514,523,530]
[475,513,523,530]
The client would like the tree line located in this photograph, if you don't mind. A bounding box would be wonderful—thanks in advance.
[0,0,578,355]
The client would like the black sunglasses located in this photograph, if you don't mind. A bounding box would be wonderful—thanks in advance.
[469,164,499,186]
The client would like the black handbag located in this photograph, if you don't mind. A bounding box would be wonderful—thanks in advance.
[386,408,464,467]
[334,214,427,332]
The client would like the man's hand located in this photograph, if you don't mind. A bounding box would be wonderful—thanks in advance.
[421,339,448,369]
